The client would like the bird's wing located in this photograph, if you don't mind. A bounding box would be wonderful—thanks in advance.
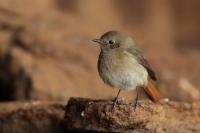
[126,47,157,81]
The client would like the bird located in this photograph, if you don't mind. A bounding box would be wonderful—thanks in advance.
[92,30,161,108]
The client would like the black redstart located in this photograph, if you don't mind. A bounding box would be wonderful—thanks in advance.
[92,31,161,108]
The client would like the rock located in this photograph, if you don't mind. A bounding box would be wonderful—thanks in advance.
[0,101,65,133]
[0,97,200,133]
[62,97,200,133]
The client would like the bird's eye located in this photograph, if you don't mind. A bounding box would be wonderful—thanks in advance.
[108,40,114,44]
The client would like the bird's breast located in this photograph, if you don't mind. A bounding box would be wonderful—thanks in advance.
[98,50,148,89]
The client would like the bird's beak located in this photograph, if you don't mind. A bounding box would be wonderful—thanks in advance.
[92,38,102,44]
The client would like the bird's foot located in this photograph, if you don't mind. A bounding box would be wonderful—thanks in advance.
[132,99,144,111]
[112,97,123,108]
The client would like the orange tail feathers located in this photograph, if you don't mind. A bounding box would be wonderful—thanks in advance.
[143,81,161,103]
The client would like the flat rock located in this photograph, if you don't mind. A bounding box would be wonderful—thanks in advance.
[0,101,65,133]
[63,97,200,133]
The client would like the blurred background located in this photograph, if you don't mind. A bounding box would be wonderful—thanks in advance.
[0,0,199,102]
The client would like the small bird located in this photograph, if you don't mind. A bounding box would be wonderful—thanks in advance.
[92,31,161,108]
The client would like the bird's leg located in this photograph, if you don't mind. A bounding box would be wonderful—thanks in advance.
[113,89,121,108]
[133,87,139,111]
[132,87,147,111]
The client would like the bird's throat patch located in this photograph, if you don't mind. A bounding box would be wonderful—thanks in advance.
[110,43,120,49]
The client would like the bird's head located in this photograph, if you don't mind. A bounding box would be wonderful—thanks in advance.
[92,30,136,52]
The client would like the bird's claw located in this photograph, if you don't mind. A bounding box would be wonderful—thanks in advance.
[112,97,124,108]
[132,100,145,111]
[112,97,118,108]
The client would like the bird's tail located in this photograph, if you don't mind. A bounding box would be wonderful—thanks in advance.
[143,81,161,103]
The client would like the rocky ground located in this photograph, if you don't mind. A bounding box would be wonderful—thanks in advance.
[0,97,200,133]
[0,0,200,132]
[0,101,65,133]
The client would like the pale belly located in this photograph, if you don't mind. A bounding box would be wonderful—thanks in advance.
[98,51,148,90]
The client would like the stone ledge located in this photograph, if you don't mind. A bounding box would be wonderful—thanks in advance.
[62,97,200,133]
